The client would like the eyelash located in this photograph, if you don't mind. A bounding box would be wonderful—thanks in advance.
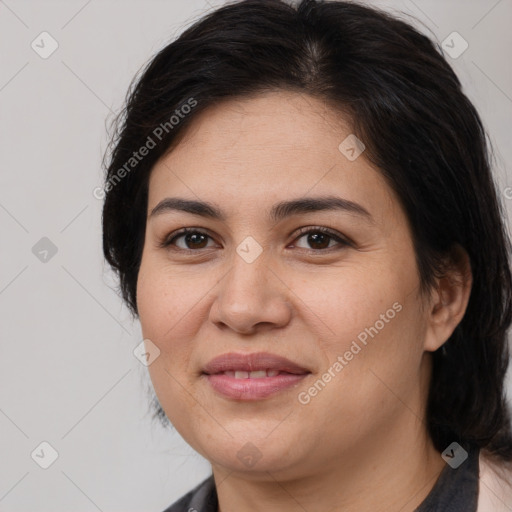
[159,226,352,253]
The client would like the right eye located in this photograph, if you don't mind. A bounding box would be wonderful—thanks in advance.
[160,228,218,252]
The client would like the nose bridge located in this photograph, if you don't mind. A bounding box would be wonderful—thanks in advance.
[209,241,291,332]
[223,242,271,305]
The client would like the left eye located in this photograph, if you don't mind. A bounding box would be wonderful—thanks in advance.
[291,228,349,251]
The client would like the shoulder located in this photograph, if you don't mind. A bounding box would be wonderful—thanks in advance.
[477,451,512,512]
[161,475,217,512]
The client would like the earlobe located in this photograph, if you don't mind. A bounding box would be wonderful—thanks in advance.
[423,245,473,352]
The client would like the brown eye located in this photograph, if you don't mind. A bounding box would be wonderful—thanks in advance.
[161,229,215,251]
[302,232,331,250]
[292,227,350,251]
[181,232,209,249]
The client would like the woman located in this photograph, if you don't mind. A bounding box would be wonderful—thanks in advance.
[101,0,512,510]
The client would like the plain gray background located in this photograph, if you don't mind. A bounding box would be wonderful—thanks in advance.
[1,0,511,510]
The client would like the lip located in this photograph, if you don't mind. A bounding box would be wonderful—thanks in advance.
[202,352,310,401]
[202,351,310,375]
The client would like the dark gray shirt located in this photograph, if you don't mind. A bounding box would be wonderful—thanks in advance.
[162,447,479,512]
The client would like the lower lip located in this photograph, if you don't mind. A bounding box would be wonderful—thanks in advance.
[204,373,309,400]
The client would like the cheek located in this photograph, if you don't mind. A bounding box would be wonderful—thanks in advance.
[288,262,410,347]
[310,281,425,397]
[136,261,202,432]
[295,292,426,448]
[136,270,169,350]
[136,255,211,395]
[136,255,200,345]
[290,255,425,399]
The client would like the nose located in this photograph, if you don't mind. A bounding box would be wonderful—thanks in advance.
[208,249,292,335]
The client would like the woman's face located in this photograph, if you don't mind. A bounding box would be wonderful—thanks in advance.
[137,91,438,479]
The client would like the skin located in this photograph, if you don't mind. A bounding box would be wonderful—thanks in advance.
[136,91,472,512]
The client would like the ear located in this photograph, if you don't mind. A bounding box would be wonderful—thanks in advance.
[423,244,473,352]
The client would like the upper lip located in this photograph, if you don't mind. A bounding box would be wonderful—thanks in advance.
[202,352,310,375]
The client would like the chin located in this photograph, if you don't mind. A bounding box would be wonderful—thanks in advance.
[197,434,303,477]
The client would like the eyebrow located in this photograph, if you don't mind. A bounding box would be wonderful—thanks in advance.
[149,195,374,224]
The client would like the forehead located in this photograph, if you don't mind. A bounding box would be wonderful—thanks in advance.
[147,91,398,225]
[161,91,349,163]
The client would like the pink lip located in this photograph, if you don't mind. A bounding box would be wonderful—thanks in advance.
[202,352,310,401]
[205,373,308,400]
[202,352,309,374]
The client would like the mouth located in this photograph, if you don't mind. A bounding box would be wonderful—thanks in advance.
[202,351,310,375]
[202,352,311,400]
[220,369,285,378]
